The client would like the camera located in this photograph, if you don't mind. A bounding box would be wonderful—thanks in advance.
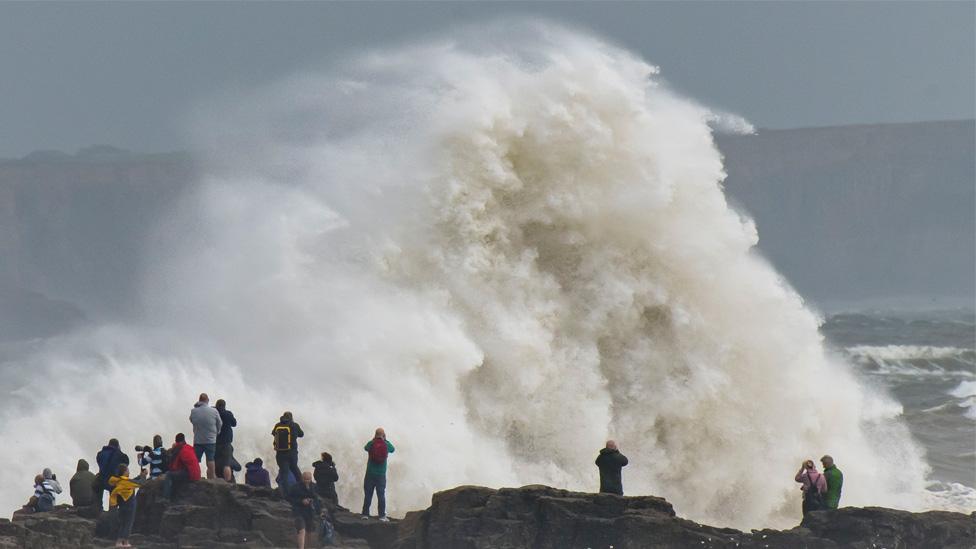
[135,445,153,453]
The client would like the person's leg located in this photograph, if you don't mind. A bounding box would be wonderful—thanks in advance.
[205,443,216,480]
[161,473,173,499]
[118,497,136,541]
[275,453,291,492]
[194,444,205,462]
[296,528,306,549]
[362,473,375,516]
[376,474,387,518]
[287,452,302,484]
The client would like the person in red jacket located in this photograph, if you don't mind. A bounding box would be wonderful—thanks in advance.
[162,433,200,500]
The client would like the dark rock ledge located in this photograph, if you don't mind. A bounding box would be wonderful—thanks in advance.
[1,482,972,548]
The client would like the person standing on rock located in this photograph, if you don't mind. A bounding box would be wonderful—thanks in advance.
[215,398,238,482]
[95,438,130,510]
[795,459,827,516]
[70,459,97,508]
[290,471,322,549]
[313,451,340,506]
[362,427,395,521]
[820,455,844,510]
[108,463,147,549]
[595,440,629,495]
[273,411,305,492]
[189,393,222,480]
[162,432,201,499]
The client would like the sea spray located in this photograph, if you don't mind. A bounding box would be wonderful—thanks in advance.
[0,23,950,528]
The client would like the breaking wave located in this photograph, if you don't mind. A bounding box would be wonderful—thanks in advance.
[0,22,957,528]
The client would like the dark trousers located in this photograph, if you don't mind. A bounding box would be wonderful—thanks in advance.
[162,470,189,499]
[362,473,387,517]
[117,496,137,539]
[276,452,302,491]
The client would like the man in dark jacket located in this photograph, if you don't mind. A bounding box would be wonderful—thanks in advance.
[289,471,321,549]
[95,439,129,509]
[272,411,304,492]
[215,399,238,482]
[595,440,629,495]
[69,459,96,507]
[312,452,340,506]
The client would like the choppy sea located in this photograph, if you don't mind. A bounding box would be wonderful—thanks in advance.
[822,308,976,505]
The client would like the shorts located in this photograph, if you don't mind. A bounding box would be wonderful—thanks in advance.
[194,443,216,462]
[215,443,234,471]
[294,511,315,532]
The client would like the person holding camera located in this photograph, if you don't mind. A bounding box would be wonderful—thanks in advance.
[137,435,167,479]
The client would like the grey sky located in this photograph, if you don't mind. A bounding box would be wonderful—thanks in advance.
[1,1,973,158]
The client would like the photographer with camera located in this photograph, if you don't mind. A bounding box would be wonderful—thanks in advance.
[137,435,168,479]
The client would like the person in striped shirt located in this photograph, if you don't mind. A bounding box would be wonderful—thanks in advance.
[138,435,167,479]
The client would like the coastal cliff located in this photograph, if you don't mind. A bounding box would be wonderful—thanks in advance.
[2,482,972,548]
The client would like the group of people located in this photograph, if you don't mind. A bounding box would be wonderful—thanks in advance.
[594,441,844,518]
[795,455,845,515]
[26,393,396,549]
[25,396,844,548]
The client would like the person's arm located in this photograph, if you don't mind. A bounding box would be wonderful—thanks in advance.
[214,410,223,434]
[618,453,629,467]
[364,441,371,452]
[228,411,237,428]
[386,440,394,453]
[794,469,806,483]
[293,423,304,438]
[595,454,605,467]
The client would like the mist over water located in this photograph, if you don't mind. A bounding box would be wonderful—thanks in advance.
[0,24,961,528]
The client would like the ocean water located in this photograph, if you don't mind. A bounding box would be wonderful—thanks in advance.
[0,23,969,529]
[822,309,976,502]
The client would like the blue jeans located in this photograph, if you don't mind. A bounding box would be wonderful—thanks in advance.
[362,473,387,517]
[117,496,137,539]
[194,443,216,462]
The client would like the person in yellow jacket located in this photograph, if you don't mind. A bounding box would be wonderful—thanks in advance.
[108,464,147,548]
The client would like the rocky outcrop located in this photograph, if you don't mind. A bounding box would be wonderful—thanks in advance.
[3,483,973,548]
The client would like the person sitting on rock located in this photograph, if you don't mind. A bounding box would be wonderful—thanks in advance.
[108,463,147,548]
[70,459,97,507]
[162,432,201,500]
[245,458,272,487]
[215,398,238,482]
[95,438,130,510]
[272,411,305,493]
[820,455,844,510]
[189,393,222,480]
[32,473,58,512]
[313,451,340,506]
[42,468,62,495]
[138,435,168,479]
[290,471,322,549]
[362,427,395,521]
[595,440,629,496]
[795,459,827,516]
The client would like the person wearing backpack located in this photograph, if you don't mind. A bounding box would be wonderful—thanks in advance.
[794,459,828,516]
[361,427,395,521]
[272,411,304,492]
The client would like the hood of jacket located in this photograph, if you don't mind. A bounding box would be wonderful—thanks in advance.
[194,400,208,408]
[599,448,619,456]
[246,461,265,472]
[76,459,89,472]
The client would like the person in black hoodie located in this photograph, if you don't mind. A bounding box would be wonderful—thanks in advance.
[215,399,238,482]
[289,471,321,549]
[312,452,339,506]
[95,439,129,510]
[272,411,304,492]
[595,440,629,495]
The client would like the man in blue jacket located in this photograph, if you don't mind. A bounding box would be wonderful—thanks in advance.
[95,438,129,510]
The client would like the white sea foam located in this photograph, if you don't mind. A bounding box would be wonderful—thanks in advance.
[0,22,955,528]
[847,345,975,363]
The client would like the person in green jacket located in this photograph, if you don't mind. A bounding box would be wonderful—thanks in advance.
[820,455,843,509]
[362,427,395,521]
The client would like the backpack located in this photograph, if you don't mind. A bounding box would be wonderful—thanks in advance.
[803,471,826,510]
[273,424,293,452]
[368,438,388,465]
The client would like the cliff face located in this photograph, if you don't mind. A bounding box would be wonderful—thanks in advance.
[3,482,973,549]
[716,120,975,306]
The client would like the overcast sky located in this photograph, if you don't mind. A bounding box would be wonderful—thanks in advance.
[1,1,973,158]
